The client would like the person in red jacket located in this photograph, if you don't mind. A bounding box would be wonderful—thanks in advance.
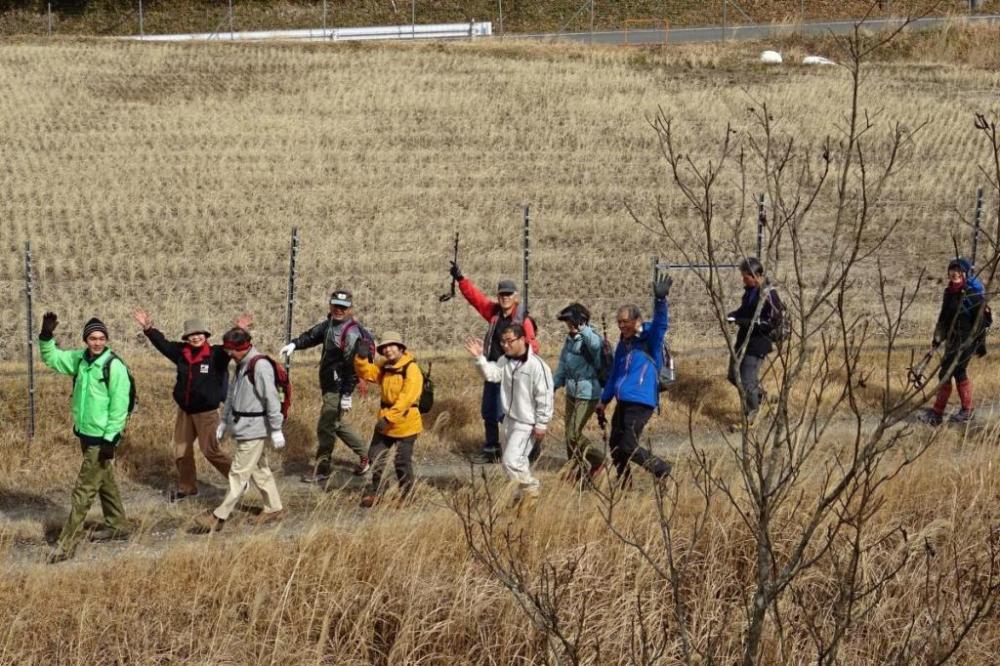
[132,307,250,502]
[450,261,538,464]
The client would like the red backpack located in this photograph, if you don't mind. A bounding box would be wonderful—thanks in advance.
[246,355,293,419]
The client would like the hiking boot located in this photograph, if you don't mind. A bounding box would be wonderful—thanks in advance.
[354,456,371,476]
[949,408,975,424]
[470,449,501,465]
[359,494,378,508]
[167,488,198,503]
[917,409,943,426]
[89,526,130,542]
[301,470,331,484]
[190,511,224,534]
[528,441,542,463]
[255,509,286,526]
[47,549,72,565]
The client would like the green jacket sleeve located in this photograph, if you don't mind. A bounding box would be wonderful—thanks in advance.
[103,358,131,442]
[38,338,82,376]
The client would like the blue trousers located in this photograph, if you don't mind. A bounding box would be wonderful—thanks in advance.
[480,380,505,451]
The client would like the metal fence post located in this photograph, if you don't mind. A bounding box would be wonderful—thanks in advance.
[972,186,984,268]
[228,0,234,37]
[24,241,36,442]
[284,228,300,375]
[722,0,727,41]
[523,205,531,316]
[322,0,327,33]
[47,3,52,37]
[412,0,416,38]
[138,0,144,36]
[497,0,503,35]
[757,193,766,258]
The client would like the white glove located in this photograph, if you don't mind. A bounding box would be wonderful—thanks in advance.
[270,432,286,449]
[216,423,227,441]
[339,395,352,412]
[279,342,296,362]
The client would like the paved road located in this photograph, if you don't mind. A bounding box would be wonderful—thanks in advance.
[515,13,1000,46]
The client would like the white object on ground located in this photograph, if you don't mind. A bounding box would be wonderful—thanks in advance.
[760,50,783,64]
[803,55,836,66]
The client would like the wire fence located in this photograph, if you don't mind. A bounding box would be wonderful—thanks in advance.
[8,0,996,40]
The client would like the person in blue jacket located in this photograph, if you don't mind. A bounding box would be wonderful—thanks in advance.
[596,273,673,484]
[553,303,607,481]
[919,257,989,425]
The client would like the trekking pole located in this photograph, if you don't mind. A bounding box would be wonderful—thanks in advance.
[24,241,36,442]
[284,227,299,375]
[522,205,531,315]
[972,186,984,269]
[756,193,766,259]
[907,343,940,390]
[438,232,459,302]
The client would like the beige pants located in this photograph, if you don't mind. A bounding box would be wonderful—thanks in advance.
[502,420,540,495]
[174,408,231,494]
[213,437,282,521]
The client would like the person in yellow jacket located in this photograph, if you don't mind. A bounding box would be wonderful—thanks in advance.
[354,330,423,508]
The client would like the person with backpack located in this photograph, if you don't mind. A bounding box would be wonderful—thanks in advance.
[465,323,554,517]
[449,260,539,465]
[38,313,133,563]
[280,289,372,482]
[553,303,608,482]
[726,257,781,427]
[596,273,674,485]
[353,331,424,508]
[192,327,285,532]
[131,308,251,502]
[918,257,989,425]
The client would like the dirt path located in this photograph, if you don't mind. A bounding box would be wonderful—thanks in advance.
[3,403,996,568]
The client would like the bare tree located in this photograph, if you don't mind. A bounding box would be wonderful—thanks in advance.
[451,6,1000,665]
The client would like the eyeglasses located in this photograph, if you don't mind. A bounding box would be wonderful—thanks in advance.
[499,336,521,346]
[616,319,633,326]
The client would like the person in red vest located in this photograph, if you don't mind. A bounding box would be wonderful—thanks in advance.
[450,261,538,464]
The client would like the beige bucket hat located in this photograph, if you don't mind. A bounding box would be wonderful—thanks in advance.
[376,330,406,352]
[181,319,212,340]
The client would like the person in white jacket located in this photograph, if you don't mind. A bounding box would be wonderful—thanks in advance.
[465,323,554,514]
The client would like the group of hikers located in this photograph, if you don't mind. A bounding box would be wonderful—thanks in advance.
[36,256,989,563]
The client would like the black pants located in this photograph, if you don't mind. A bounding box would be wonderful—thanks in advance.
[366,432,416,497]
[729,354,765,414]
[480,380,504,452]
[939,346,975,383]
[609,401,671,482]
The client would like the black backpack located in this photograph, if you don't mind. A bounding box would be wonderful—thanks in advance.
[400,361,434,414]
[97,352,139,416]
[764,287,790,344]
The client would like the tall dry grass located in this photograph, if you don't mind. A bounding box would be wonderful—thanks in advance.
[0,29,998,366]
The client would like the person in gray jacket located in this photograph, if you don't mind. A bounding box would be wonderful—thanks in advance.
[193,327,284,532]
[280,288,371,482]
[553,303,607,482]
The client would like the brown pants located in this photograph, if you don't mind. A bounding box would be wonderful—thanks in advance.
[174,408,231,494]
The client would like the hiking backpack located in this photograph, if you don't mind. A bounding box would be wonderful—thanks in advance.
[339,319,376,360]
[583,334,615,385]
[764,287,791,344]
[245,355,293,419]
[89,352,138,417]
[400,361,435,414]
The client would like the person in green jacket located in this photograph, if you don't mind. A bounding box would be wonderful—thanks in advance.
[39,313,132,563]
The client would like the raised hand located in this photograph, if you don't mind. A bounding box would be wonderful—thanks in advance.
[234,312,254,330]
[131,307,152,330]
[464,336,484,358]
[40,312,59,339]
[653,272,673,299]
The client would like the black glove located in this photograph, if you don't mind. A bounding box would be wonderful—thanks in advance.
[355,338,374,361]
[596,411,608,429]
[653,273,673,299]
[449,261,463,281]
[98,444,116,462]
[40,312,59,340]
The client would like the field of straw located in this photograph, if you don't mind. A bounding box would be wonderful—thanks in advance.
[2,23,1000,664]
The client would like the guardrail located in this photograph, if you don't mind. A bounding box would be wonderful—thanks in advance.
[126,21,492,43]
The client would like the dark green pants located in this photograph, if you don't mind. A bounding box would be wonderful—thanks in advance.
[564,395,605,472]
[315,392,368,474]
[56,443,129,556]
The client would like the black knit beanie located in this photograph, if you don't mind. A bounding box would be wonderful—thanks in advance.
[82,317,109,341]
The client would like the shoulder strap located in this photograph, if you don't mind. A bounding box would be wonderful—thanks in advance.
[338,319,360,349]
[101,352,123,384]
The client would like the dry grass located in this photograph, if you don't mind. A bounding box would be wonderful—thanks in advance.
[2,0,995,37]
[3,27,1000,663]
[1,28,999,363]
